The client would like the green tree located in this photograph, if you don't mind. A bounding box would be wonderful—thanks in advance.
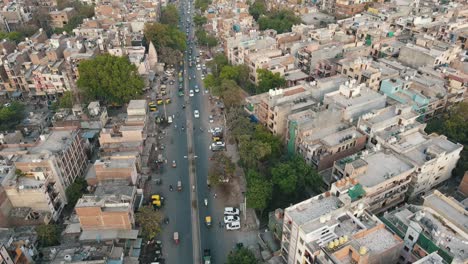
[136,206,163,240]
[257,9,301,33]
[158,46,183,66]
[207,53,229,77]
[66,177,87,207]
[52,1,95,33]
[194,14,208,27]
[144,23,187,52]
[226,107,256,142]
[220,65,240,81]
[222,83,243,109]
[246,170,272,212]
[256,68,286,93]
[208,168,221,187]
[58,91,73,109]
[0,102,25,131]
[203,74,219,91]
[253,125,282,158]
[36,225,60,247]
[160,4,179,25]
[227,247,258,264]
[271,156,323,194]
[239,136,272,169]
[194,0,211,12]
[248,0,267,21]
[77,54,144,104]
[0,31,25,43]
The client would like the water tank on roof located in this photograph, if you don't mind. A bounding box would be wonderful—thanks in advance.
[233,24,240,32]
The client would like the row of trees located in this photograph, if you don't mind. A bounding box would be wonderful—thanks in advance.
[425,102,468,178]
[204,54,287,96]
[225,107,323,214]
[249,0,302,33]
[144,4,187,66]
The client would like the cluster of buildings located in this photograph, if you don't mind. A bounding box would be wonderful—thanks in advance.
[0,0,161,99]
[192,0,468,264]
[0,99,150,263]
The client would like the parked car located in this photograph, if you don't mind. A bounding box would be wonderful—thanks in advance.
[189,90,194,97]
[194,110,200,118]
[226,221,241,230]
[224,207,240,215]
[224,215,240,223]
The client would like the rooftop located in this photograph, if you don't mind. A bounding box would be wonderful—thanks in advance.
[127,99,146,110]
[286,194,341,226]
[353,151,414,188]
[354,226,401,255]
[76,181,135,208]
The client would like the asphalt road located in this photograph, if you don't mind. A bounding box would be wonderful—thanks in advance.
[148,1,243,263]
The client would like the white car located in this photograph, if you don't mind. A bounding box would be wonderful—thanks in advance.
[167,116,173,124]
[194,110,200,118]
[209,115,214,123]
[202,64,206,69]
[224,207,240,215]
[226,221,241,231]
[224,215,240,223]
[189,90,194,97]
[194,85,200,93]
[196,64,201,70]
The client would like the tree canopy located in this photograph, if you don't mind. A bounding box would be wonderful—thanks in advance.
[271,156,322,194]
[193,14,208,26]
[256,68,287,93]
[194,0,212,12]
[227,247,258,264]
[144,23,187,52]
[66,177,87,208]
[0,102,25,131]
[257,9,302,34]
[195,29,218,50]
[77,54,144,104]
[248,0,267,21]
[160,4,179,25]
[136,206,163,240]
[246,170,272,212]
[36,224,61,247]
[53,0,95,34]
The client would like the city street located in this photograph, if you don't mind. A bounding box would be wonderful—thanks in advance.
[146,1,257,263]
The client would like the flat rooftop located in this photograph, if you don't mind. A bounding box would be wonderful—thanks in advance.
[423,191,468,235]
[355,226,401,255]
[321,127,363,147]
[401,133,462,166]
[286,195,341,226]
[127,99,146,110]
[355,151,413,188]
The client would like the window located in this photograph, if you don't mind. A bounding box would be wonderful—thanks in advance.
[298,249,302,256]
[299,237,304,245]
[399,256,405,261]
[408,235,414,241]
[404,246,410,252]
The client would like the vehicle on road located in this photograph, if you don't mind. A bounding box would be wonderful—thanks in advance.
[165,98,171,104]
[149,102,157,112]
[174,232,179,244]
[177,181,182,191]
[205,216,212,227]
[172,160,176,168]
[224,215,240,223]
[224,207,240,215]
[194,110,200,118]
[167,116,173,123]
[204,198,208,206]
[209,115,214,123]
[203,249,212,264]
[194,85,200,93]
[226,221,241,230]
[189,90,194,97]
[210,141,225,151]
[151,194,164,208]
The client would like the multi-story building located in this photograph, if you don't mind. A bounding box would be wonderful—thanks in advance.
[30,60,72,97]
[245,85,318,138]
[336,57,382,91]
[0,129,87,220]
[323,80,387,122]
[49,7,76,29]
[296,43,342,77]
[75,181,137,231]
[288,109,367,171]
[381,190,468,263]
[398,43,460,69]
[281,192,404,264]
[331,149,415,213]
[85,157,138,186]
[99,126,144,153]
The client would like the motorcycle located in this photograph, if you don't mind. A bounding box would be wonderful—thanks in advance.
[169,185,173,191]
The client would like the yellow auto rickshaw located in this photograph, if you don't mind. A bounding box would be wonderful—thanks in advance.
[205,216,212,227]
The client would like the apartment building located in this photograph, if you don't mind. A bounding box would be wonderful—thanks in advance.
[398,43,460,68]
[75,181,137,231]
[296,43,343,77]
[281,192,403,264]
[332,149,415,213]
[288,109,367,171]
[383,130,463,199]
[245,85,318,138]
[323,80,387,122]
[30,60,71,96]
[85,157,138,186]
[336,57,381,91]
[381,190,467,263]
[99,126,144,153]
[49,7,76,29]
[0,129,87,220]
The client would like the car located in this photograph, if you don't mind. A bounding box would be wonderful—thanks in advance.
[194,110,200,118]
[172,160,176,168]
[194,85,200,93]
[226,221,241,231]
[189,90,194,97]
[167,116,173,123]
[169,80,175,85]
[224,215,240,223]
[202,64,206,69]
[209,115,214,123]
[224,207,240,215]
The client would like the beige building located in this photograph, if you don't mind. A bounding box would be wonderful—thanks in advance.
[332,150,415,213]
[99,126,144,153]
[281,192,404,264]
[49,7,76,29]
[336,57,381,91]
[0,129,87,220]
[245,85,318,138]
[75,181,137,231]
[85,157,138,186]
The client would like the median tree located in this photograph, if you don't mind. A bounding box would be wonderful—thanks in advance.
[77,54,144,104]
[144,22,186,65]
[136,206,164,240]
[193,14,207,27]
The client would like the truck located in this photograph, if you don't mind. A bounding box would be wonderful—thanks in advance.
[203,249,211,264]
